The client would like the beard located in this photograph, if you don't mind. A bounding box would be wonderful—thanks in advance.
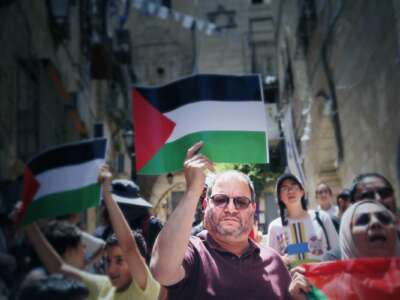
[204,209,253,238]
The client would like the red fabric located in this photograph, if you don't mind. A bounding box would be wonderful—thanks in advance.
[249,228,255,240]
[17,167,40,224]
[302,257,400,300]
[132,89,176,172]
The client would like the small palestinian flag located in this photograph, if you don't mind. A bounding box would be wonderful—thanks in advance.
[303,258,400,299]
[133,74,268,175]
[17,138,107,226]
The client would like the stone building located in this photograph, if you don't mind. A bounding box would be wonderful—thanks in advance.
[274,0,400,208]
[0,1,134,231]
[126,0,281,228]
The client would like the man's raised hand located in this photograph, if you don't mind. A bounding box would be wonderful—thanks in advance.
[184,141,214,194]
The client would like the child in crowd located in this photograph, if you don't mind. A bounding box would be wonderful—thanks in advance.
[24,165,160,300]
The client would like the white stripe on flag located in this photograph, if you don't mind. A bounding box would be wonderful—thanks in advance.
[165,101,267,143]
[33,158,104,201]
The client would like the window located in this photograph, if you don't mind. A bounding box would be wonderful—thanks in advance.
[248,17,275,78]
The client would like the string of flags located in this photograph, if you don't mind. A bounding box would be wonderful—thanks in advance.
[131,0,218,35]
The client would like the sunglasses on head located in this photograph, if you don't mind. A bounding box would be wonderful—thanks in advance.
[353,211,394,227]
[357,187,393,201]
[210,194,253,210]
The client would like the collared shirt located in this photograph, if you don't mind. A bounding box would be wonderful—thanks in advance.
[167,231,291,300]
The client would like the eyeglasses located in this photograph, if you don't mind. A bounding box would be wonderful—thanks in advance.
[357,187,393,201]
[353,211,394,227]
[280,185,301,193]
[210,194,253,210]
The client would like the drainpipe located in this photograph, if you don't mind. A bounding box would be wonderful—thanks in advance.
[320,0,345,161]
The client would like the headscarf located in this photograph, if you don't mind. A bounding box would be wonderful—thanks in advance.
[339,199,400,259]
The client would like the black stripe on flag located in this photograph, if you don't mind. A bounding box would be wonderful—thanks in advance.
[28,138,107,176]
[135,74,263,113]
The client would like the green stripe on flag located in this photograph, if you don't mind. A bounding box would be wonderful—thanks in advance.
[290,258,321,268]
[307,286,329,300]
[140,131,268,175]
[20,183,100,226]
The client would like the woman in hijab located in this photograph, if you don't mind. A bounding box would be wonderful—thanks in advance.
[339,199,400,259]
[289,199,400,300]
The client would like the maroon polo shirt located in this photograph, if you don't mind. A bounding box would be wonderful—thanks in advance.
[167,231,292,300]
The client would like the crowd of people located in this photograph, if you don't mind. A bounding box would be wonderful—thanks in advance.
[0,141,399,299]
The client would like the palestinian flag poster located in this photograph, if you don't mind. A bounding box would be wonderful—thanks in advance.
[17,138,107,226]
[303,258,400,299]
[133,74,268,175]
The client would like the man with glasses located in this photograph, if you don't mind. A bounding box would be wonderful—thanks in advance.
[351,173,397,214]
[150,142,292,300]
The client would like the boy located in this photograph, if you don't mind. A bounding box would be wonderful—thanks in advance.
[25,165,160,300]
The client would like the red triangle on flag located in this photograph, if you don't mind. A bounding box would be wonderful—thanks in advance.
[17,167,40,224]
[132,89,176,172]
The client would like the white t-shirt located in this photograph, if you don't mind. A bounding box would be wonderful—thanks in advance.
[266,210,339,266]
[317,204,339,218]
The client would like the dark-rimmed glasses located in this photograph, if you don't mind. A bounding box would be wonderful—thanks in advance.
[210,194,253,210]
[357,187,393,201]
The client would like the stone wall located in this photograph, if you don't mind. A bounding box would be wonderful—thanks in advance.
[275,0,400,208]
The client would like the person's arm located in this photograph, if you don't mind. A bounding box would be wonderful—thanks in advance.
[24,223,82,279]
[150,142,214,286]
[98,165,148,290]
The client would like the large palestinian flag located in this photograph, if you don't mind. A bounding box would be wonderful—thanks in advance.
[132,74,268,175]
[303,258,400,299]
[17,138,107,226]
